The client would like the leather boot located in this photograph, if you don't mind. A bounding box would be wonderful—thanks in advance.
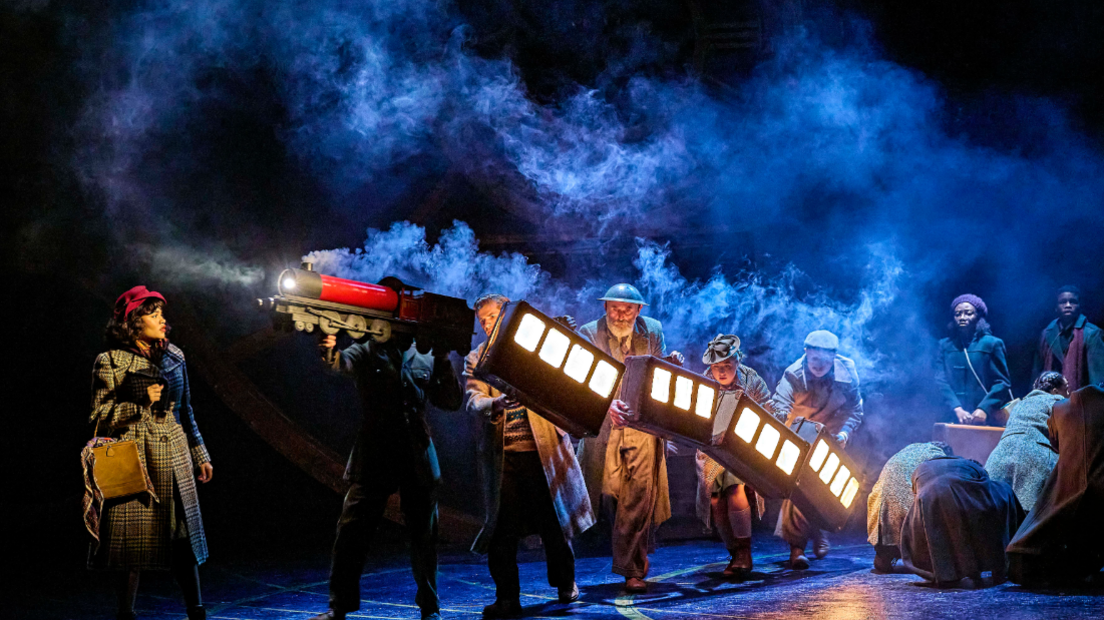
[789,546,810,570]
[186,606,206,620]
[482,598,522,618]
[813,531,830,560]
[723,537,753,579]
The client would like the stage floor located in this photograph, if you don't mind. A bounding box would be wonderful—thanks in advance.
[23,535,1104,620]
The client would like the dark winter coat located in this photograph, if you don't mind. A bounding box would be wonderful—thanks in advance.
[1007,384,1104,585]
[934,331,1012,421]
[88,346,211,570]
[1032,315,1104,391]
[984,390,1062,512]
[463,343,595,554]
[328,340,463,487]
[900,456,1024,583]
[771,354,863,437]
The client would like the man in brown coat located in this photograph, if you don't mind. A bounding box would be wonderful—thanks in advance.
[465,294,595,618]
[578,283,684,593]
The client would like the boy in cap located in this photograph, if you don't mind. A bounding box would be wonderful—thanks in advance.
[771,330,864,568]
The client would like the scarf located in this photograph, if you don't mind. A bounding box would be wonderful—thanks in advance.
[1041,324,1087,391]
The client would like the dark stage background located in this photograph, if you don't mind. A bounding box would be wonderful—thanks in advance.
[2,0,1103,576]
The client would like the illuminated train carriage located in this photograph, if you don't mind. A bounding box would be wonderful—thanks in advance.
[473,301,623,438]
[257,262,475,355]
[620,359,864,531]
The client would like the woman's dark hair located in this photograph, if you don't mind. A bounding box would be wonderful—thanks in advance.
[1033,371,1067,394]
[105,298,166,348]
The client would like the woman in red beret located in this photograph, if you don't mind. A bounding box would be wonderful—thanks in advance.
[85,286,213,620]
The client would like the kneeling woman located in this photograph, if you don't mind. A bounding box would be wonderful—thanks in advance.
[86,286,214,620]
[694,334,776,579]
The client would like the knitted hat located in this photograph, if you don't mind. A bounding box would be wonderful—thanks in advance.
[702,334,741,365]
[803,330,839,350]
[114,286,166,322]
[951,294,987,317]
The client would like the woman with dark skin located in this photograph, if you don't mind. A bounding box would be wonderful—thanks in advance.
[87,286,213,620]
[934,294,1013,426]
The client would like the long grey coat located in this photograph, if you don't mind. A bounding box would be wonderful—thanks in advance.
[985,390,1062,512]
[88,347,211,570]
[576,315,672,527]
[464,344,595,554]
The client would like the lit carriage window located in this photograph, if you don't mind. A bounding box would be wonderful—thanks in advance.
[673,376,694,411]
[840,478,860,508]
[830,465,851,497]
[734,408,760,443]
[538,328,571,368]
[819,452,840,484]
[755,424,780,459]
[808,440,829,473]
[588,360,619,398]
[514,314,546,352]
[563,346,595,383]
[695,385,715,419]
[651,368,672,403]
[776,440,801,475]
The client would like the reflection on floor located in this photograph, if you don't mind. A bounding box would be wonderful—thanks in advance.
[24,535,1104,620]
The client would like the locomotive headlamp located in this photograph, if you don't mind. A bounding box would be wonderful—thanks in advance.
[474,301,623,437]
[789,418,865,531]
[620,356,720,446]
[701,393,808,499]
[281,276,297,292]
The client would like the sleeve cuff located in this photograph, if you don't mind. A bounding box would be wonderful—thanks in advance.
[191,444,211,467]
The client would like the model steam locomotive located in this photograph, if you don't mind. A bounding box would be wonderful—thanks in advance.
[257,262,475,355]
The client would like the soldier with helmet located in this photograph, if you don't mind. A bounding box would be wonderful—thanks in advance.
[577,283,684,593]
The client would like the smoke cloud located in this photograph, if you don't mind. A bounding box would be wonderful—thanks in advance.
[53,0,1104,455]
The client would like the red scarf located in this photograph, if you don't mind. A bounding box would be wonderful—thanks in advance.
[1042,325,1087,391]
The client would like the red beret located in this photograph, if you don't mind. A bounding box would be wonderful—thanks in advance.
[114,286,166,322]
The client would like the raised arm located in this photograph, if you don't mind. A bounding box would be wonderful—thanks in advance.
[463,348,498,418]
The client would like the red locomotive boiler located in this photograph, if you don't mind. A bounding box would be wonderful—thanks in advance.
[257,262,475,355]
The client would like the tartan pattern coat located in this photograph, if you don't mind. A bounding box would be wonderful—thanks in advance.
[464,344,595,554]
[87,346,211,570]
[694,363,776,528]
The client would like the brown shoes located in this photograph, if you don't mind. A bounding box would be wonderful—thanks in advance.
[722,537,753,579]
[789,546,810,570]
[624,577,648,593]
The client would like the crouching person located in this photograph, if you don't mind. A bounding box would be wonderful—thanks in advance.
[695,334,775,579]
[465,294,595,618]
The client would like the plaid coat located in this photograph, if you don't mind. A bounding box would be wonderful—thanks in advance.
[695,363,776,528]
[464,344,595,554]
[87,346,211,570]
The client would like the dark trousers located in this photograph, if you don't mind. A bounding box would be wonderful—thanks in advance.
[329,472,439,616]
[488,451,575,601]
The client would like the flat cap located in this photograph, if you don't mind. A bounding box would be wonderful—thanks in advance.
[803,329,839,350]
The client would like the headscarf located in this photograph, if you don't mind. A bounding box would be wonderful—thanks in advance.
[702,333,741,365]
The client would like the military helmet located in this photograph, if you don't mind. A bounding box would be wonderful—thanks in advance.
[598,283,648,306]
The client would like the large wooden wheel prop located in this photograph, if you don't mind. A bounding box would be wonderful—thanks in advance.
[171,301,483,542]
